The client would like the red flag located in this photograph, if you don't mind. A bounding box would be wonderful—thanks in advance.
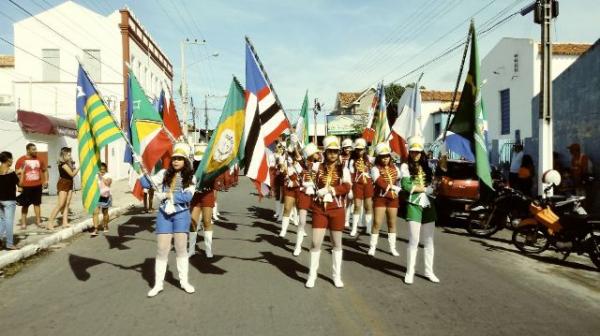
[164,98,183,139]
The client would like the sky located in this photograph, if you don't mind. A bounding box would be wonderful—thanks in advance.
[1,0,599,128]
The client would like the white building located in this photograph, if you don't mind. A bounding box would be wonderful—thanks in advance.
[419,90,459,147]
[481,38,590,163]
[3,0,173,193]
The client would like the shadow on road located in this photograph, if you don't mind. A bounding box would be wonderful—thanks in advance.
[117,215,155,237]
[252,220,280,235]
[443,228,513,245]
[223,251,308,284]
[103,235,135,250]
[253,233,294,254]
[247,206,277,222]
[189,255,227,275]
[343,239,405,279]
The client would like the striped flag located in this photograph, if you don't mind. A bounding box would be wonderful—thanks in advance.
[243,40,290,193]
[76,65,123,213]
[389,83,423,160]
[294,91,309,146]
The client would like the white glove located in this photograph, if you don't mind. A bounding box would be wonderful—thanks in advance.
[287,180,295,188]
[305,186,315,195]
[290,134,298,143]
[347,190,354,200]
[425,186,434,195]
[316,187,329,198]
[155,192,168,202]
[418,193,431,208]
[302,181,315,189]
[391,185,401,194]
[163,199,176,214]
[323,193,333,203]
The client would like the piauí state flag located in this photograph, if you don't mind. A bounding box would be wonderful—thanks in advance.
[447,21,493,190]
[129,70,172,173]
[195,77,246,190]
[295,91,309,146]
[76,65,122,213]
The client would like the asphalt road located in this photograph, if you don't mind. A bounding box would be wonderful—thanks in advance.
[1,179,599,336]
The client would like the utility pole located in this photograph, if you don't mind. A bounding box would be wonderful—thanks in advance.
[204,94,209,143]
[180,38,205,142]
[313,98,321,144]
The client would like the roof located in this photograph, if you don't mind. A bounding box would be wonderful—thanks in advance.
[538,43,591,56]
[421,90,461,102]
[0,55,14,67]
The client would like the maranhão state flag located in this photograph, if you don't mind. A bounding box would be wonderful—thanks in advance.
[242,37,290,194]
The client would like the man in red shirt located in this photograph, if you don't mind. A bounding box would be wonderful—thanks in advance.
[15,143,48,229]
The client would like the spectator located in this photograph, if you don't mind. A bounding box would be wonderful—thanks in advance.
[517,154,535,196]
[15,143,48,230]
[92,163,112,236]
[568,143,593,196]
[141,175,155,213]
[0,151,19,249]
[47,147,79,230]
[509,143,524,188]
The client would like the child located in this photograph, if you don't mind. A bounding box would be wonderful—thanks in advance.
[91,163,111,236]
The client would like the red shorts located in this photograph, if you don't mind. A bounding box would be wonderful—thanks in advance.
[352,182,374,199]
[283,186,299,198]
[297,192,313,210]
[373,196,400,208]
[311,206,345,231]
[191,190,215,208]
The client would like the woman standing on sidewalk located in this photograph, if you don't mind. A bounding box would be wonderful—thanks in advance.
[348,138,374,237]
[47,147,79,230]
[368,143,401,257]
[0,151,19,250]
[401,136,439,284]
[91,163,112,236]
[305,136,352,289]
[147,143,196,297]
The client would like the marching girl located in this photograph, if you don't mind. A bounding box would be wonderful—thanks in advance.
[368,142,401,257]
[268,143,285,219]
[147,143,196,297]
[400,136,439,284]
[279,144,303,237]
[293,143,320,256]
[305,136,352,288]
[340,138,354,227]
[348,138,374,237]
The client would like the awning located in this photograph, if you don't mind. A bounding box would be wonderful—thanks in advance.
[17,110,77,138]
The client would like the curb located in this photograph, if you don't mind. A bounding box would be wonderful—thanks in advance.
[0,205,133,270]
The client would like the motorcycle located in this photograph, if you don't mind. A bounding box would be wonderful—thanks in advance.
[510,170,600,269]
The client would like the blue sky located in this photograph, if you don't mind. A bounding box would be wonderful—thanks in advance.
[1,0,599,128]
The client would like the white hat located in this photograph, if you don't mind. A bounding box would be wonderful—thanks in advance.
[172,142,191,159]
[303,143,320,158]
[375,142,392,156]
[323,136,341,150]
[354,138,367,149]
[342,138,353,148]
[408,135,425,152]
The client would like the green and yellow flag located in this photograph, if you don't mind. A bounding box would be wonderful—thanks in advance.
[195,77,246,189]
[294,91,309,146]
[76,65,123,213]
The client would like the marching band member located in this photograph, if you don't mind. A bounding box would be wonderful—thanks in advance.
[401,136,439,284]
[293,143,320,256]
[348,138,374,237]
[368,142,401,257]
[340,138,354,228]
[279,143,303,237]
[273,143,286,221]
[305,136,352,288]
[147,143,196,297]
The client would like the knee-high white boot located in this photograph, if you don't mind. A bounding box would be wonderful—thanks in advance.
[368,233,378,256]
[332,250,344,288]
[280,216,290,237]
[345,205,352,228]
[405,247,418,284]
[204,230,214,258]
[273,202,282,219]
[388,232,400,257]
[176,257,195,293]
[365,213,373,234]
[292,206,299,226]
[305,250,321,288]
[424,244,440,283]
[350,214,360,237]
[293,231,304,256]
[212,203,220,220]
[188,231,198,257]
[147,258,167,297]
[277,202,283,221]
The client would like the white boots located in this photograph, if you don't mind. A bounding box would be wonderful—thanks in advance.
[424,244,440,283]
[332,250,344,288]
[404,245,439,284]
[305,250,320,288]
[188,231,198,257]
[274,202,282,219]
[365,214,373,234]
[350,215,360,237]
[388,232,400,257]
[345,206,352,228]
[368,234,378,256]
[204,230,214,258]
[147,258,167,297]
[280,216,290,237]
[176,257,195,293]
[212,203,220,221]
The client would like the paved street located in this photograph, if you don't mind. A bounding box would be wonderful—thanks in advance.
[1,179,599,336]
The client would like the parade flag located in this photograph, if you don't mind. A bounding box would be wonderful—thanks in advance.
[76,65,123,213]
[373,81,390,145]
[362,86,380,142]
[195,77,246,189]
[294,91,310,146]
[447,22,493,189]
[389,83,423,159]
[243,38,290,193]
[164,97,183,139]
[128,70,172,173]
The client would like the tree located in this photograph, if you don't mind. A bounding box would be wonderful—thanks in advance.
[385,83,405,126]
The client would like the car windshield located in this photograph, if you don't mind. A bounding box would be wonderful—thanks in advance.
[445,161,476,179]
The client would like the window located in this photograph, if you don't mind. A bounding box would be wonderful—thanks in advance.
[500,89,510,135]
[42,49,60,81]
[434,122,441,140]
[513,53,519,73]
[83,49,101,82]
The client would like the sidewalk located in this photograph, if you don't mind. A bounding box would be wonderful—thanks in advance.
[0,179,137,268]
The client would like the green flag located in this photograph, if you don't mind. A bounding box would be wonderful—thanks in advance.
[295,91,309,145]
[195,77,246,189]
[448,21,493,190]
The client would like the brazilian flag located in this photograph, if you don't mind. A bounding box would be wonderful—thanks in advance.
[195,77,246,189]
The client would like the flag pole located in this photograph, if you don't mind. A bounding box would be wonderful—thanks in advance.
[244,36,294,133]
[78,61,160,191]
